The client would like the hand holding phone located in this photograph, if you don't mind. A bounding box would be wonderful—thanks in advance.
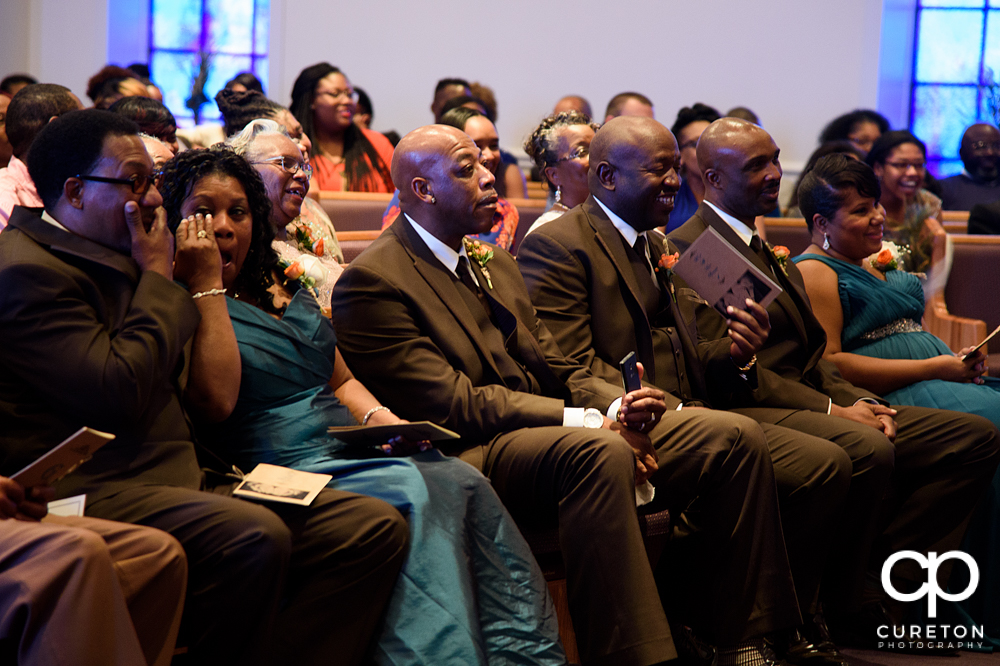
[620,352,642,393]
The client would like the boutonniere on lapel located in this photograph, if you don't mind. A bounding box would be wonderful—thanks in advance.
[654,251,680,301]
[654,252,680,275]
[768,244,791,275]
[463,238,494,289]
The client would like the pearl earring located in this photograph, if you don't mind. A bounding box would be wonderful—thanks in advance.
[429,195,436,204]
[822,233,830,251]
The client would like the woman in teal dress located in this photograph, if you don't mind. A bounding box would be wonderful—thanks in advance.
[159,146,565,666]
[793,153,1000,644]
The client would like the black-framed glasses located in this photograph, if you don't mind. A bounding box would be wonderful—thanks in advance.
[555,145,589,163]
[970,141,1000,151]
[252,156,313,179]
[76,172,155,195]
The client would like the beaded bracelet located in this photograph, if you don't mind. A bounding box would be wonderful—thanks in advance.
[192,288,227,300]
[362,405,392,426]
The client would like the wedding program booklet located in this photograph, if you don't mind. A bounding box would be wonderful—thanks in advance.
[672,227,783,317]
[962,324,1000,360]
[328,421,460,446]
[11,427,114,488]
[233,463,332,506]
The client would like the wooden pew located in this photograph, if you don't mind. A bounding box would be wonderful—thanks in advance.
[761,218,811,256]
[336,230,382,264]
[924,234,1000,371]
[318,191,392,233]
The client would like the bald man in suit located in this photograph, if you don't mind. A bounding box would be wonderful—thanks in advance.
[668,117,1000,644]
[331,124,802,666]
[518,116,856,665]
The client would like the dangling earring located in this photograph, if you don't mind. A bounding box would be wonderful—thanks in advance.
[822,233,830,251]
[554,186,562,205]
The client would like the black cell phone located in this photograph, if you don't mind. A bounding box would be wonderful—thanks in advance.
[620,352,642,393]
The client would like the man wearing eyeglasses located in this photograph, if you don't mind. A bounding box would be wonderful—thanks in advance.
[0,109,409,665]
[939,123,1000,211]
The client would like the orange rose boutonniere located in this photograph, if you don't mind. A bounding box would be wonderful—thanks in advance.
[655,252,680,274]
[462,238,494,289]
[769,244,790,275]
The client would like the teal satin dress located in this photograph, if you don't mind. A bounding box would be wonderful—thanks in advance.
[199,290,565,666]
[795,254,1000,646]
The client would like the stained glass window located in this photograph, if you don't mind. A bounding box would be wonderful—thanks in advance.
[149,0,269,127]
[910,3,999,178]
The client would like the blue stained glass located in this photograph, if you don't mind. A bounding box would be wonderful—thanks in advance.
[985,12,1000,78]
[928,159,966,180]
[207,0,253,54]
[151,51,200,123]
[152,0,202,50]
[915,10,985,83]
[991,0,1000,7]
[253,56,269,94]
[921,0,984,6]
[254,0,270,56]
[912,84,979,159]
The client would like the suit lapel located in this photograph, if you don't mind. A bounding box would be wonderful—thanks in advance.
[583,199,657,380]
[391,218,509,384]
[696,204,810,345]
[469,257,566,393]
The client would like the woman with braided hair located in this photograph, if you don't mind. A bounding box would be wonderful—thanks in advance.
[522,110,598,236]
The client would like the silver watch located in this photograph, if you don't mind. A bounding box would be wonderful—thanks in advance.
[582,408,603,428]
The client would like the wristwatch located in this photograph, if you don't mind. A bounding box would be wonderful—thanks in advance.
[582,408,603,428]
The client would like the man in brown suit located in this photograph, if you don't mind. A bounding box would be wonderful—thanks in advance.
[0,110,408,665]
[331,124,802,666]
[668,117,1000,644]
[518,116,855,666]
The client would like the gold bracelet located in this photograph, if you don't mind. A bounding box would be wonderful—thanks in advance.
[734,354,756,372]
[362,405,391,426]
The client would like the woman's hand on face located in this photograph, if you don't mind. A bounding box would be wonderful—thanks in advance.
[174,213,224,294]
[932,353,986,384]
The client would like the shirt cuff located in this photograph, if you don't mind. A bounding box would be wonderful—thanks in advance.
[606,398,622,421]
[827,399,833,415]
[676,402,684,411]
[563,407,585,427]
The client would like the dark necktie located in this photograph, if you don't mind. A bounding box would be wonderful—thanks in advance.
[456,256,492,314]
[633,235,655,282]
[749,234,764,253]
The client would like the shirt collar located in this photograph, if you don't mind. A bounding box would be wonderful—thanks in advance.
[40,209,69,232]
[704,200,755,245]
[593,195,645,248]
[404,213,469,277]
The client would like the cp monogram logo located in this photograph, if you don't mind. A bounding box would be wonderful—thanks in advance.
[881,551,979,617]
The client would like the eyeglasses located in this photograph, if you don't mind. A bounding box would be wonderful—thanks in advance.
[555,145,589,163]
[317,88,358,103]
[252,156,313,179]
[970,141,1000,151]
[884,161,926,171]
[76,172,156,195]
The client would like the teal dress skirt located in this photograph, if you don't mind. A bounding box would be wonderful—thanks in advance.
[794,254,1000,646]
[199,291,565,666]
